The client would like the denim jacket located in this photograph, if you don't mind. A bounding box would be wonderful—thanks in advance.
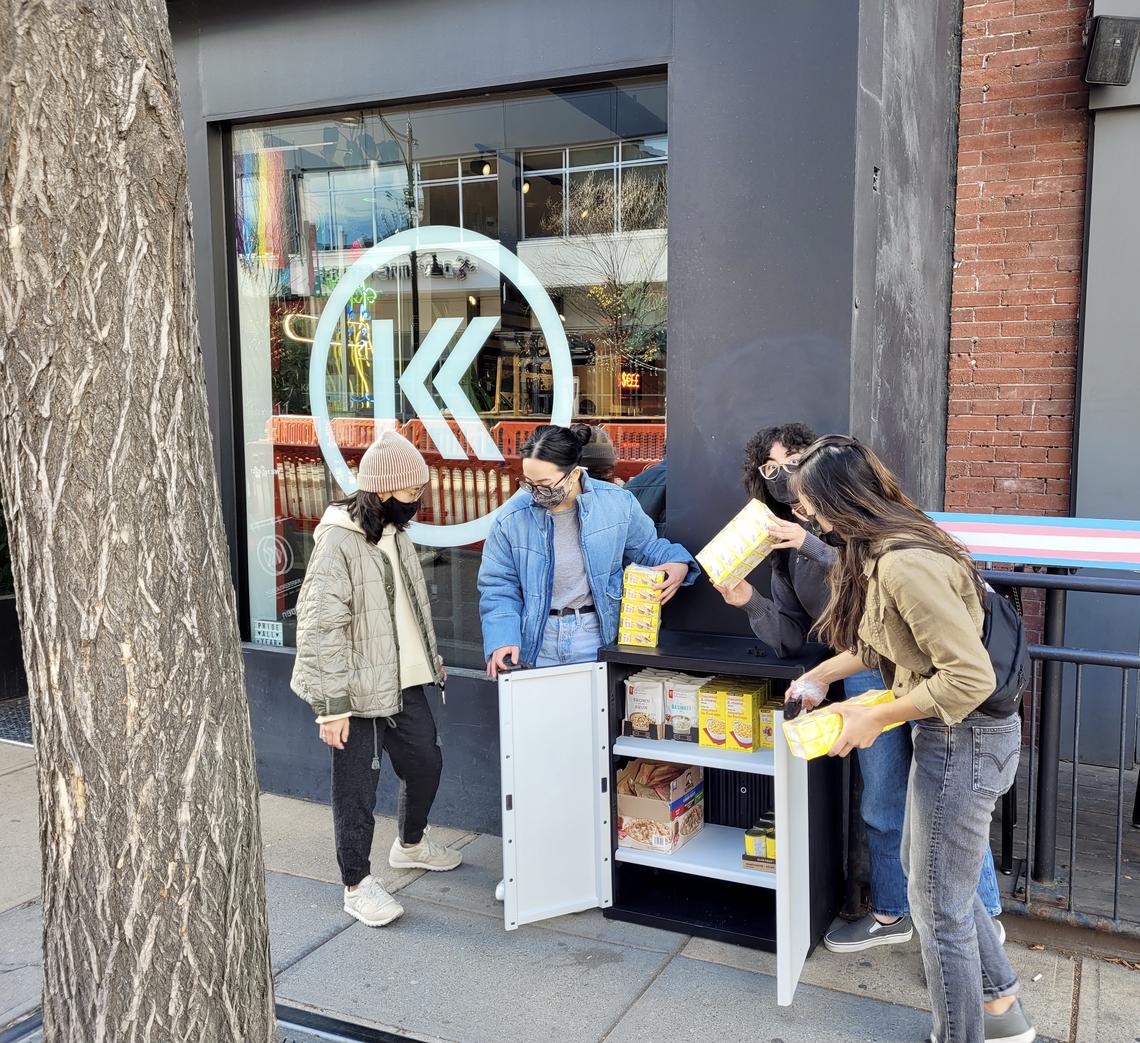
[477,475,698,664]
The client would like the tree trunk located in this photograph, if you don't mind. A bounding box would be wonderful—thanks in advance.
[0,4,276,1041]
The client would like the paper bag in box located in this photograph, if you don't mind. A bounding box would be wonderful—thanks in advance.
[617,763,704,854]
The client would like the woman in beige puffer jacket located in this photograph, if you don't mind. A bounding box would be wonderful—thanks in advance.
[291,430,462,928]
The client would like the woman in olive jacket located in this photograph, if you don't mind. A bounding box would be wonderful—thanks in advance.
[786,436,1035,1043]
[292,430,461,929]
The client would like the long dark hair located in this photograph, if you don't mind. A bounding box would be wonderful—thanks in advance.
[521,424,593,469]
[792,435,984,654]
[332,491,411,544]
[742,422,817,519]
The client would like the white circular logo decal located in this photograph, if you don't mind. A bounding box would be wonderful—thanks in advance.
[309,227,573,548]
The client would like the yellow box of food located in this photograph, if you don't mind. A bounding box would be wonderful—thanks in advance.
[782,689,902,760]
[619,564,663,647]
[695,500,780,587]
[698,686,727,748]
[623,563,665,595]
[725,688,763,752]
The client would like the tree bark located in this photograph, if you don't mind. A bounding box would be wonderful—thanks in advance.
[0,4,276,1041]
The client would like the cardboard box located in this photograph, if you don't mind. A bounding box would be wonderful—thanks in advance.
[619,564,664,647]
[722,679,772,752]
[695,500,781,587]
[782,688,901,760]
[624,674,666,739]
[725,688,761,753]
[617,763,704,854]
[665,678,703,742]
[698,684,727,748]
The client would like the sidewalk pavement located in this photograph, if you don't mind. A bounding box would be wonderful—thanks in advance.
[3,741,1139,1042]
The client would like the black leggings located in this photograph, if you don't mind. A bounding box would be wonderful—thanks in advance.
[331,686,443,887]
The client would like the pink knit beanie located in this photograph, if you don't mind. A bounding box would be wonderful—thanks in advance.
[357,430,429,493]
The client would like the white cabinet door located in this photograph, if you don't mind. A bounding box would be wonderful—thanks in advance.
[499,661,613,930]
[774,709,812,1006]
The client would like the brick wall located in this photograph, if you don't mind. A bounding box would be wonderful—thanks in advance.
[948,0,1091,642]
[946,0,1089,523]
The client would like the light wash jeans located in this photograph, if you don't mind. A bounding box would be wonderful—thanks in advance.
[902,713,1022,1043]
[844,670,1002,919]
[535,610,603,667]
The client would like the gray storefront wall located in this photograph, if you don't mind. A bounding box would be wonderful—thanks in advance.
[169,0,962,833]
[1065,1,1140,767]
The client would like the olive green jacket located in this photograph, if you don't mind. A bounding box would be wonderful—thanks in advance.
[858,546,996,725]
[290,507,442,719]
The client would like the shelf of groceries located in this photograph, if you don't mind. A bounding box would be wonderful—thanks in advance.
[609,496,904,897]
[614,651,784,885]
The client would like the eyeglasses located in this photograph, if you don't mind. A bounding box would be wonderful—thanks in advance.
[758,457,801,481]
[518,471,570,494]
[390,484,427,501]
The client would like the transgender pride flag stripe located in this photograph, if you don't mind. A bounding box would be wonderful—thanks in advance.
[929,512,1140,571]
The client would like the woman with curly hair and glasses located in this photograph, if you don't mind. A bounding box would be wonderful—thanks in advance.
[785,435,1033,1043]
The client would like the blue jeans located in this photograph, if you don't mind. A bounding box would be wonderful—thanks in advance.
[903,714,1021,1043]
[844,670,1002,918]
[535,610,603,667]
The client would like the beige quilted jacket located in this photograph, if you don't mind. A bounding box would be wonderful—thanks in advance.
[290,507,442,719]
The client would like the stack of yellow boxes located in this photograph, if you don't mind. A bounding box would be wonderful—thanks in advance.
[782,689,901,759]
[695,499,781,587]
[698,676,784,753]
[618,564,664,647]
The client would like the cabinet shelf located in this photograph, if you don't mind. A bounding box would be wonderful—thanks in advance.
[615,823,776,889]
[613,735,775,776]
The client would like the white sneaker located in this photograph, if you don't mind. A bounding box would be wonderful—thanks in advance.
[343,875,404,927]
[495,879,506,902]
[388,826,462,872]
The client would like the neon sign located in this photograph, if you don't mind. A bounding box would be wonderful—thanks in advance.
[619,371,641,391]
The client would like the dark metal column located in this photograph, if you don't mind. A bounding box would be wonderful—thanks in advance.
[1033,578,1067,882]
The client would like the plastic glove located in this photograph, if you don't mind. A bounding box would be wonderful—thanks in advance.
[783,676,828,721]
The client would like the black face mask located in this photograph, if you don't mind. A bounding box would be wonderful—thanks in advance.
[820,529,846,548]
[765,473,798,505]
[382,497,421,530]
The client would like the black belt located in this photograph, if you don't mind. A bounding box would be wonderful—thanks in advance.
[550,604,596,617]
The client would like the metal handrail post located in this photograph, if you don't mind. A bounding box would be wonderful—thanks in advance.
[1033,575,1067,882]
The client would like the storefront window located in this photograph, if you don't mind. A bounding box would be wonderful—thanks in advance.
[231,78,667,667]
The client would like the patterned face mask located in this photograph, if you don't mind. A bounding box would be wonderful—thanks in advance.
[521,469,575,509]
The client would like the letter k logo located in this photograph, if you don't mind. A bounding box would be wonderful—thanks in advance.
[372,316,504,462]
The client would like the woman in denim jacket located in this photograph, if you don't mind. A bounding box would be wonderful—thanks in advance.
[787,436,1035,1043]
[478,424,697,678]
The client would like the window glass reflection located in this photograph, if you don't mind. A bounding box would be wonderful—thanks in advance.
[231,77,668,667]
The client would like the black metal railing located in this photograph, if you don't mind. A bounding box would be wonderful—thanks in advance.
[983,569,1140,937]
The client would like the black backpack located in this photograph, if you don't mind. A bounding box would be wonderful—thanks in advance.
[977,587,1030,717]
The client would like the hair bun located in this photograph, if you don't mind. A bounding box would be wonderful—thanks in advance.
[571,425,594,448]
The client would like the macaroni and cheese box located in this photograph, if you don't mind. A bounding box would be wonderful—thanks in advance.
[725,680,773,753]
[695,500,781,587]
[698,683,728,748]
[619,564,664,647]
[782,689,902,760]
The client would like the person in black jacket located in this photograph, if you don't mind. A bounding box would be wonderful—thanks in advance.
[625,457,666,537]
[713,423,833,657]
